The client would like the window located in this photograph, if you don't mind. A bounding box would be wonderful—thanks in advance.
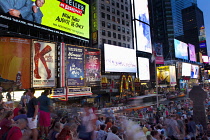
[102,39,106,43]
[125,6,128,12]
[101,4,105,10]
[101,12,105,18]
[122,27,125,33]
[113,41,117,45]
[125,0,128,4]
[127,36,130,42]
[127,29,130,34]
[106,0,110,4]
[107,6,110,12]
[117,18,120,23]
[121,5,124,10]
[112,16,115,22]
[126,21,129,26]
[108,40,111,44]
[121,0,123,2]
[107,23,111,28]
[108,31,111,37]
[112,8,115,14]
[113,32,116,38]
[123,35,126,41]
[117,26,121,31]
[107,14,110,20]
[122,20,125,25]
[117,3,119,8]
[118,34,121,39]
[111,0,115,6]
[117,10,120,16]
[118,42,121,46]
[113,24,116,30]
[102,21,105,27]
[121,12,124,17]
[102,30,106,36]
[123,43,126,47]
[126,14,129,19]
[127,44,130,48]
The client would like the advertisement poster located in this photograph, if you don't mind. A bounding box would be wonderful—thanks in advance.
[85,48,101,86]
[157,66,170,85]
[169,66,176,85]
[0,37,31,89]
[68,87,92,97]
[104,44,137,73]
[191,65,199,79]
[188,44,196,61]
[138,57,150,80]
[66,45,84,86]
[154,43,164,64]
[0,0,89,39]
[182,63,191,77]
[174,39,188,60]
[135,21,152,53]
[32,41,56,87]
[133,0,150,24]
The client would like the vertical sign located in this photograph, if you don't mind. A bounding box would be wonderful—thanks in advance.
[57,43,65,87]
[66,45,84,86]
[85,48,101,86]
[154,43,164,64]
[32,41,56,87]
[169,66,176,85]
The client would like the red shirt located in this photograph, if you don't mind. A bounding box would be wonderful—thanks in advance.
[0,118,12,138]
[6,126,22,140]
[13,108,20,117]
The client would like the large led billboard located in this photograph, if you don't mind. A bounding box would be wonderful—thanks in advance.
[191,65,199,79]
[135,21,152,53]
[174,39,188,60]
[0,0,89,39]
[182,63,191,77]
[138,57,150,80]
[104,44,137,73]
[133,0,150,24]
[188,44,196,62]
[157,66,176,85]
[202,56,209,63]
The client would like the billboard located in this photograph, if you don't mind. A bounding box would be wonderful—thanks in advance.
[66,45,84,86]
[0,0,89,39]
[202,56,209,63]
[135,21,152,53]
[104,44,137,73]
[182,63,191,77]
[133,0,150,24]
[85,48,101,86]
[157,66,176,85]
[191,65,199,79]
[154,43,164,64]
[188,44,196,62]
[0,37,31,89]
[32,41,56,87]
[174,39,188,60]
[138,57,150,80]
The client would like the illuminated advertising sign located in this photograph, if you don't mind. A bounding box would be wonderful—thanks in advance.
[138,57,150,80]
[67,87,92,97]
[174,39,188,60]
[0,0,89,39]
[182,63,191,77]
[135,21,152,53]
[202,56,209,63]
[133,0,150,24]
[66,45,84,86]
[157,66,176,85]
[191,65,199,79]
[104,44,137,73]
[32,41,56,87]
[188,44,196,61]
[0,37,31,89]
[154,43,164,64]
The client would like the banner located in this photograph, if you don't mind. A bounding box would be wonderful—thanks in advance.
[157,66,177,85]
[154,43,164,64]
[68,87,92,97]
[66,45,84,86]
[32,41,56,87]
[169,66,176,85]
[0,37,31,89]
[0,0,89,39]
[85,48,101,86]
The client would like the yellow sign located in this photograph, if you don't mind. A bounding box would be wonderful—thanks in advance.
[40,0,89,38]
[157,66,170,85]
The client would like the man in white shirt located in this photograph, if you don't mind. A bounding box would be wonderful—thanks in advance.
[106,126,121,140]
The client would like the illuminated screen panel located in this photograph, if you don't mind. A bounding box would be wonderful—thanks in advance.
[138,57,150,80]
[174,39,188,60]
[0,0,89,39]
[191,65,199,79]
[188,44,196,61]
[182,63,191,76]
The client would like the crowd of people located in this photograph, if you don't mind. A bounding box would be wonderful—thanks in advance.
[0,87,209,140]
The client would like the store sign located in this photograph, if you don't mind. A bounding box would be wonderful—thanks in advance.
[32,41,56,87]
[68,87,92,97]
[51,88,66,98]
[85,48,101,86]
[66,45,84,86]
[0,0,89,39]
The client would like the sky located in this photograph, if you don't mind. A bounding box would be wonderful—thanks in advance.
[197,0,210,56]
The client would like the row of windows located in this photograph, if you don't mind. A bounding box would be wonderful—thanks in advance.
[101,3,129,12]
[101,0,128,7]
[101,5,129,19]
[101,13,130,26]
[101,21,130,34]
[102,30,131,41]
[102,39,130,48]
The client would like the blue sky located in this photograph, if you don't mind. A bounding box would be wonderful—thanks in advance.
[197,1,210,56]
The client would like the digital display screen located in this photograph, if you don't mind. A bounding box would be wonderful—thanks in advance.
[191,65,199,79]
[138,57,150,80]
[174,39,188,60]
[182,63,191,76]
[188,44,196,61]
[104,44,137,73]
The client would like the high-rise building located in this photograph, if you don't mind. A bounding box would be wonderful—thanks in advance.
[171,0,197,37]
